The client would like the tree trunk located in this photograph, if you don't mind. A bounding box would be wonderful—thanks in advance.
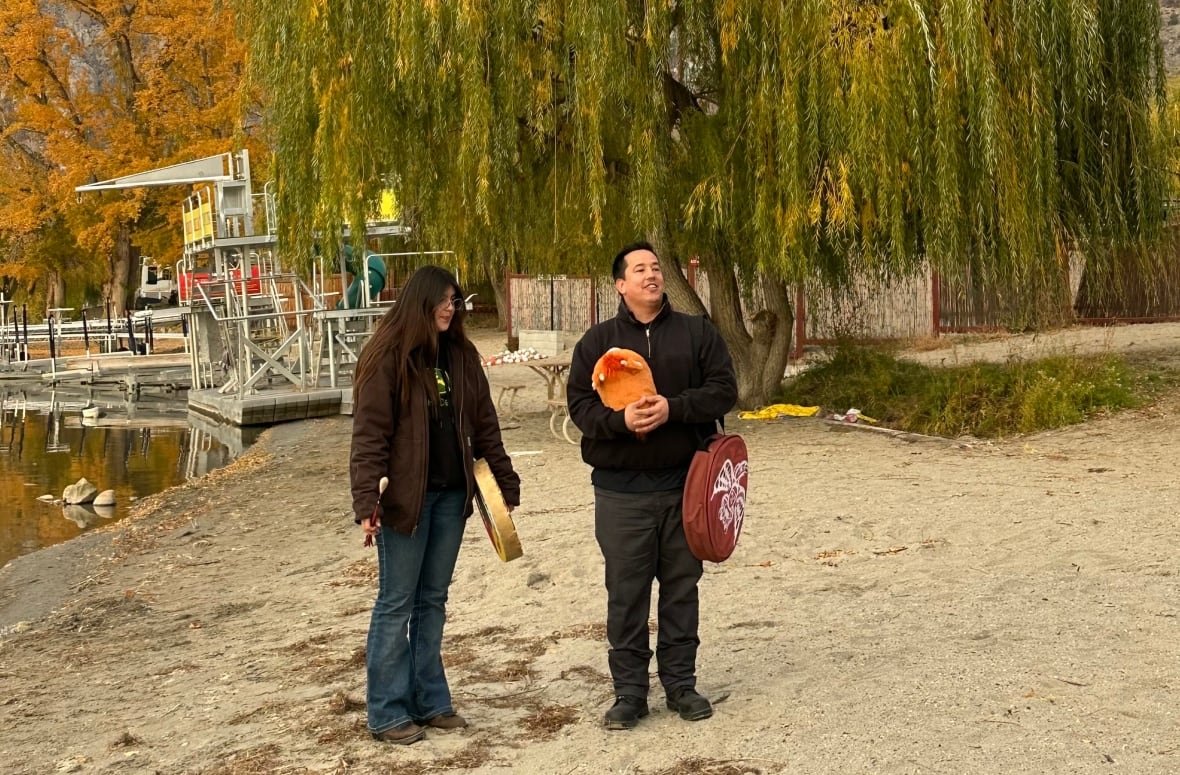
[480,250,509,331]
[651,223,794,409]
[698,253,793,410]
[752,273,794,402]
[660,253,706,315]
[104,226,133,317]
[647,222,706,315]
[45,272,66,315]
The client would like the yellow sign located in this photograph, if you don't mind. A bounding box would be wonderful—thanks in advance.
[374,190,399,222]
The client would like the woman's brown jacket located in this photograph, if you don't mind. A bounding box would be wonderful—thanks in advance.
[349,338,520,534]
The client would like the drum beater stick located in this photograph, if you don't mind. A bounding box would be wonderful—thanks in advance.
[364,476,389,548]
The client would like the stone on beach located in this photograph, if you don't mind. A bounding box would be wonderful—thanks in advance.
[63,478,98,505]
[93,489,116,507]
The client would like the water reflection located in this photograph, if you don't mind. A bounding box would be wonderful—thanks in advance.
[1,389,258,568]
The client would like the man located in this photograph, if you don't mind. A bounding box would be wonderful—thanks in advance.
[567,241,738,730]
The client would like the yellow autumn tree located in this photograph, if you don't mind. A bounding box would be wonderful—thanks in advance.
[0,0,259,318]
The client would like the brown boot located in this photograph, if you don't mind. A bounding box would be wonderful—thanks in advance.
[424,712,468,730]
[372,722,425,744]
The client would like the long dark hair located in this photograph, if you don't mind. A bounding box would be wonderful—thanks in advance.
[352,265,468,409]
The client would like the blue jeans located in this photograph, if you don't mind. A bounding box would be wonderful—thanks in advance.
[367,489,468,733]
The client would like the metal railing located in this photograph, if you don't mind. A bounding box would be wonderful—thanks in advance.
[189,270,332,396]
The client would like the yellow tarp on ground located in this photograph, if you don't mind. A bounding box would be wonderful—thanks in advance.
[739,403,821,420]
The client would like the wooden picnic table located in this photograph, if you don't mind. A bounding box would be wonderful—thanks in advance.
[487,353,577,443]
[524,353,573,401]
[525,354,579,444]
[528,354,578,443]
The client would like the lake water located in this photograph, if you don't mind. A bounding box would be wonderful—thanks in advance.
[0,389,259,569]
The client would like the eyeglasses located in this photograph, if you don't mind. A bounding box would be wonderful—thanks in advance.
[437,295,464,311]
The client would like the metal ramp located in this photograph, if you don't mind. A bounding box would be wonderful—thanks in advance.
[75,149,425,426]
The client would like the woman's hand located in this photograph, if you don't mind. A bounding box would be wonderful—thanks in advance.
[362,503,383,545]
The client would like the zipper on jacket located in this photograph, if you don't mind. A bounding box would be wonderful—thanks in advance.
[453,352,475,508]
[646,326,652,358]
[455,360,469,458]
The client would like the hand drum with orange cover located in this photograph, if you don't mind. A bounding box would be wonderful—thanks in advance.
[592,348,657,409]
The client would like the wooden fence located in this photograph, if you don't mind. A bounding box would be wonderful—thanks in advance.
[505,243,1180,352]
[505,274,604,338]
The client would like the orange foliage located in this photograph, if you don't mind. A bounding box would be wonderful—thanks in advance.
[0,0,261,304]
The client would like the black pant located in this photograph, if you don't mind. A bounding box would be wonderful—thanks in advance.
[594,487,704,699]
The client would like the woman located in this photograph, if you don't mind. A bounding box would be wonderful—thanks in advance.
[350,265,520,744]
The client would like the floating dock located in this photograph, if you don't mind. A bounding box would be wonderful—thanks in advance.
[56,149,407,428]
[187,386,343,426]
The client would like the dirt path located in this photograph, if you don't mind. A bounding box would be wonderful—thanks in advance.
[1,325,1178,774]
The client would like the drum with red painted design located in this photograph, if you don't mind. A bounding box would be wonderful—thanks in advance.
[682,433,748,563]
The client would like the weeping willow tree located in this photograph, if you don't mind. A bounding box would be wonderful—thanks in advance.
[239,0,1170,408]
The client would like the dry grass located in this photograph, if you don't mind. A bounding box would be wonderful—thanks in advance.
[727,620,779,630]
[326,691,365,715]
[460,658,535,685]
[426,741,498,771]
[553,622,607,640]
[48,595,151,634]
[279,632,367,684]
[904,331,1012,353]
[328,559,377,587]
[814,548,855,566]
[447,624,511,645]
[504,635,554,658]
[642,757,782,775]
[442,642,479,668]
[462,685,546,709]
[198,744,310,775]
[281,632,336,653]
[150,661,199,676]
[109,731,143,749]
[518,703,579,738]
[212,600,266,620]
[366,741,500,775]
[901,334,955,352]
[313,717,367,745]
[558,664,610,684]
[227,701,289,726]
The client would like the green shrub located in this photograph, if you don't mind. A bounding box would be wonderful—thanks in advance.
[782,344,1170,439]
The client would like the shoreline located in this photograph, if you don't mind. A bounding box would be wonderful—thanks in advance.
[0,423,277,634]
[2,326,1179,774]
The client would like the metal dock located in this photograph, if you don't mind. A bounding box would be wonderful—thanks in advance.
[46,149,424,428]
[187,386,344,426]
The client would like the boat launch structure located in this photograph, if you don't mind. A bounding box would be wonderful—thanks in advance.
[75,150,409,425]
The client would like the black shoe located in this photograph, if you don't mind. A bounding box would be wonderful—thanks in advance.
[666,687,713,721]
[604,696,649,730]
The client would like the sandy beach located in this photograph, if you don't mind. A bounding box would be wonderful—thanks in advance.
[2,324,1179,775]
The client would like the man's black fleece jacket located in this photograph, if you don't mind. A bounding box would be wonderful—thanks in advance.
[566,298,738,492]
